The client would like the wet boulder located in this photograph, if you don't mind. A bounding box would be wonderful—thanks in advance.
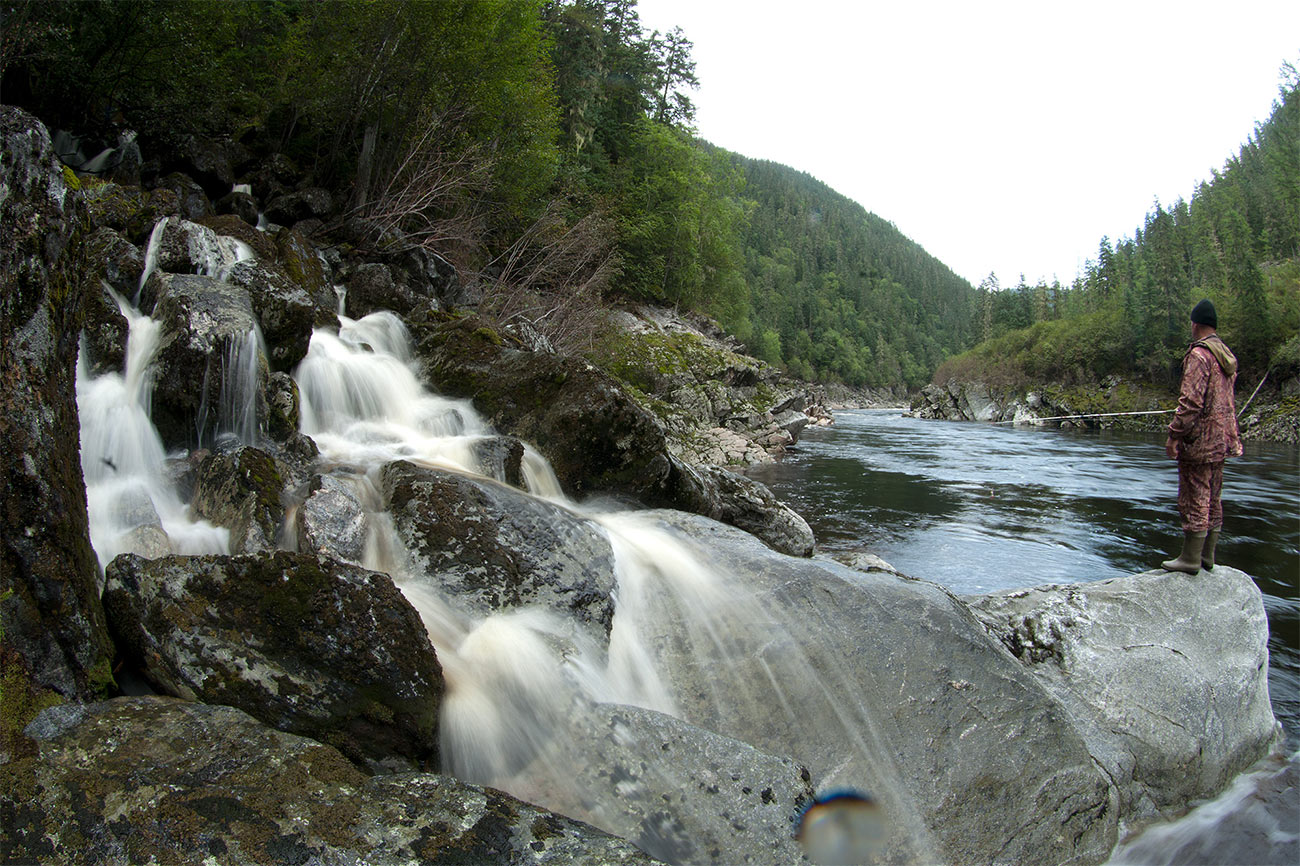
[198,212,277,261]
[274,226,335,320]
[418,314,708,511]
[0,106,114,706]
[190,446,286,554]
[693,464,815,557]
[295,473,369,566]
[147,273,267,448]
[102,552,444,772]
[80,180,181,244]
[528,702,816,866]
[266,186,334,225]
[224,259,315,371]
[146,217,250,284]
[380,460,617,637]
[619,510,1117,866]
[79,234,139,375]
[215,189,260,227]
[158,171,214,221]
[965,567,1277,824]
[2,697,658,865]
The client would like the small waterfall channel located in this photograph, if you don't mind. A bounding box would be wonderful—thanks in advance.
[76,225,930,863]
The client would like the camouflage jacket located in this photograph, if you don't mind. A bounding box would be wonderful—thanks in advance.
[1167,335,1242,464]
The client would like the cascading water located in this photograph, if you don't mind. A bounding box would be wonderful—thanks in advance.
[77,293,228,574]
[78,218,264,572]
[290,310,938,864]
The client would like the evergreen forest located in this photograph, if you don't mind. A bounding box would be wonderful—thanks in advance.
[2,0,1295,394]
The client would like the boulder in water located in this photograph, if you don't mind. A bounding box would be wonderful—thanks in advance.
[965,567,1277,824]
[189,446,286,554]
[0,106,114,707]
[147,273,267,448]
[103,552,444,772]
[536,702,817,866]
[693,464,815,557]
[381,460,618,638]
[265,186,334,225]
[295,473,370,566]
[617,510,1117,866]
[81,180,181,244]
[2,697,658,865]
[224,259,315,372]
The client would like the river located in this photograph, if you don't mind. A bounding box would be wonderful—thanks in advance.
[746,408,1299,862]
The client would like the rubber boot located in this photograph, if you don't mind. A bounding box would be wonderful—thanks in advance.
[1161,531,1207,574]
[1201,529,1220,571]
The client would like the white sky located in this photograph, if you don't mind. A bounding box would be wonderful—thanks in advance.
[635,0,1300,289]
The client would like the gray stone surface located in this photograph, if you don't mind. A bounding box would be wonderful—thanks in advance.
[618,510,1117,866]
[102,551,444,771]
[965,567,1277,823]
[381,460,617,638]
[0,106,113,703]
[1,697,660,866]
[543,703,816,866]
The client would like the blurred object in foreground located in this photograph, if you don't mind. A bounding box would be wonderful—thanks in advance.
[797,789,887,865]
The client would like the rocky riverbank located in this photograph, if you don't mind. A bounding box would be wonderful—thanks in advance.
[0,108,1283,866]
[911,378,1300,442]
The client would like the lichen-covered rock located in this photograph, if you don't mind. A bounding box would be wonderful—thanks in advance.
[198,212,277,261]
[274,226,335,319]
[190,446,286,553]
[147,273,267,448]
[1,697,660,865]
[79,239,137,375]
[224,259,315,371]
[381,460,617,638]
[295,474,369,565]
[965,568,1277,824]
[147,217,250,281]
[0,106,113,706]
[417,314,707,511]
[534,702,816,866]
[215,189,261,226]
[80,180,181,243]
[694,464,815,557]
[158,171,214,221]
[102,552,444,771]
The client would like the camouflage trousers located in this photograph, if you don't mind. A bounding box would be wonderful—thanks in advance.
[1177,461,1224,532]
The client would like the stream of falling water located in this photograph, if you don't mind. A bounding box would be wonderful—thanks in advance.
[77,223,938,863]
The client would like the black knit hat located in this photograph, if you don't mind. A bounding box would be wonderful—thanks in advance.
[1190,298,1217,328]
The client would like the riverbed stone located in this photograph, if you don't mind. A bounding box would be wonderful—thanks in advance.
[965,567,1277,824]
[0,697,660,865]
[102,551,444,771]
[296,473,369,565]
[380,460,617,638]
[189,445,286,553]
[146,273,267,448]
[610,510,1117,866]
[536,702,817,866]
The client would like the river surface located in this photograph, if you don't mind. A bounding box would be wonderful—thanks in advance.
[747,408,1299,739]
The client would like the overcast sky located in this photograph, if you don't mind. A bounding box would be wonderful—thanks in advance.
[635,0,1299,289]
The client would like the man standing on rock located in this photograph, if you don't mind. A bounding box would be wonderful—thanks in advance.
[1162,299,1242,574]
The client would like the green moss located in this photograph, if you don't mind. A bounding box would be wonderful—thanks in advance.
[60,165,81,190]
[1,591,65,754]
[472,326,503,346]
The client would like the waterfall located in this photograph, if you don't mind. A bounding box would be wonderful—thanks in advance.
[290,312,939,863]
[77,293,228,574]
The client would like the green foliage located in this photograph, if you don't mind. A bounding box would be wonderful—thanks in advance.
[735,159,976,389]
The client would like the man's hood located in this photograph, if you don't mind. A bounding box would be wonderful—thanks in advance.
[1192,334,1238,377]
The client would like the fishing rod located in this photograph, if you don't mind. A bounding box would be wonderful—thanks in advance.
[991,409,1172,425]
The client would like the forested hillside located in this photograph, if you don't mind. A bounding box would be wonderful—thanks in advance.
[736,158,975,387]
[1,0,979,392]
[942,64,1300,392]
